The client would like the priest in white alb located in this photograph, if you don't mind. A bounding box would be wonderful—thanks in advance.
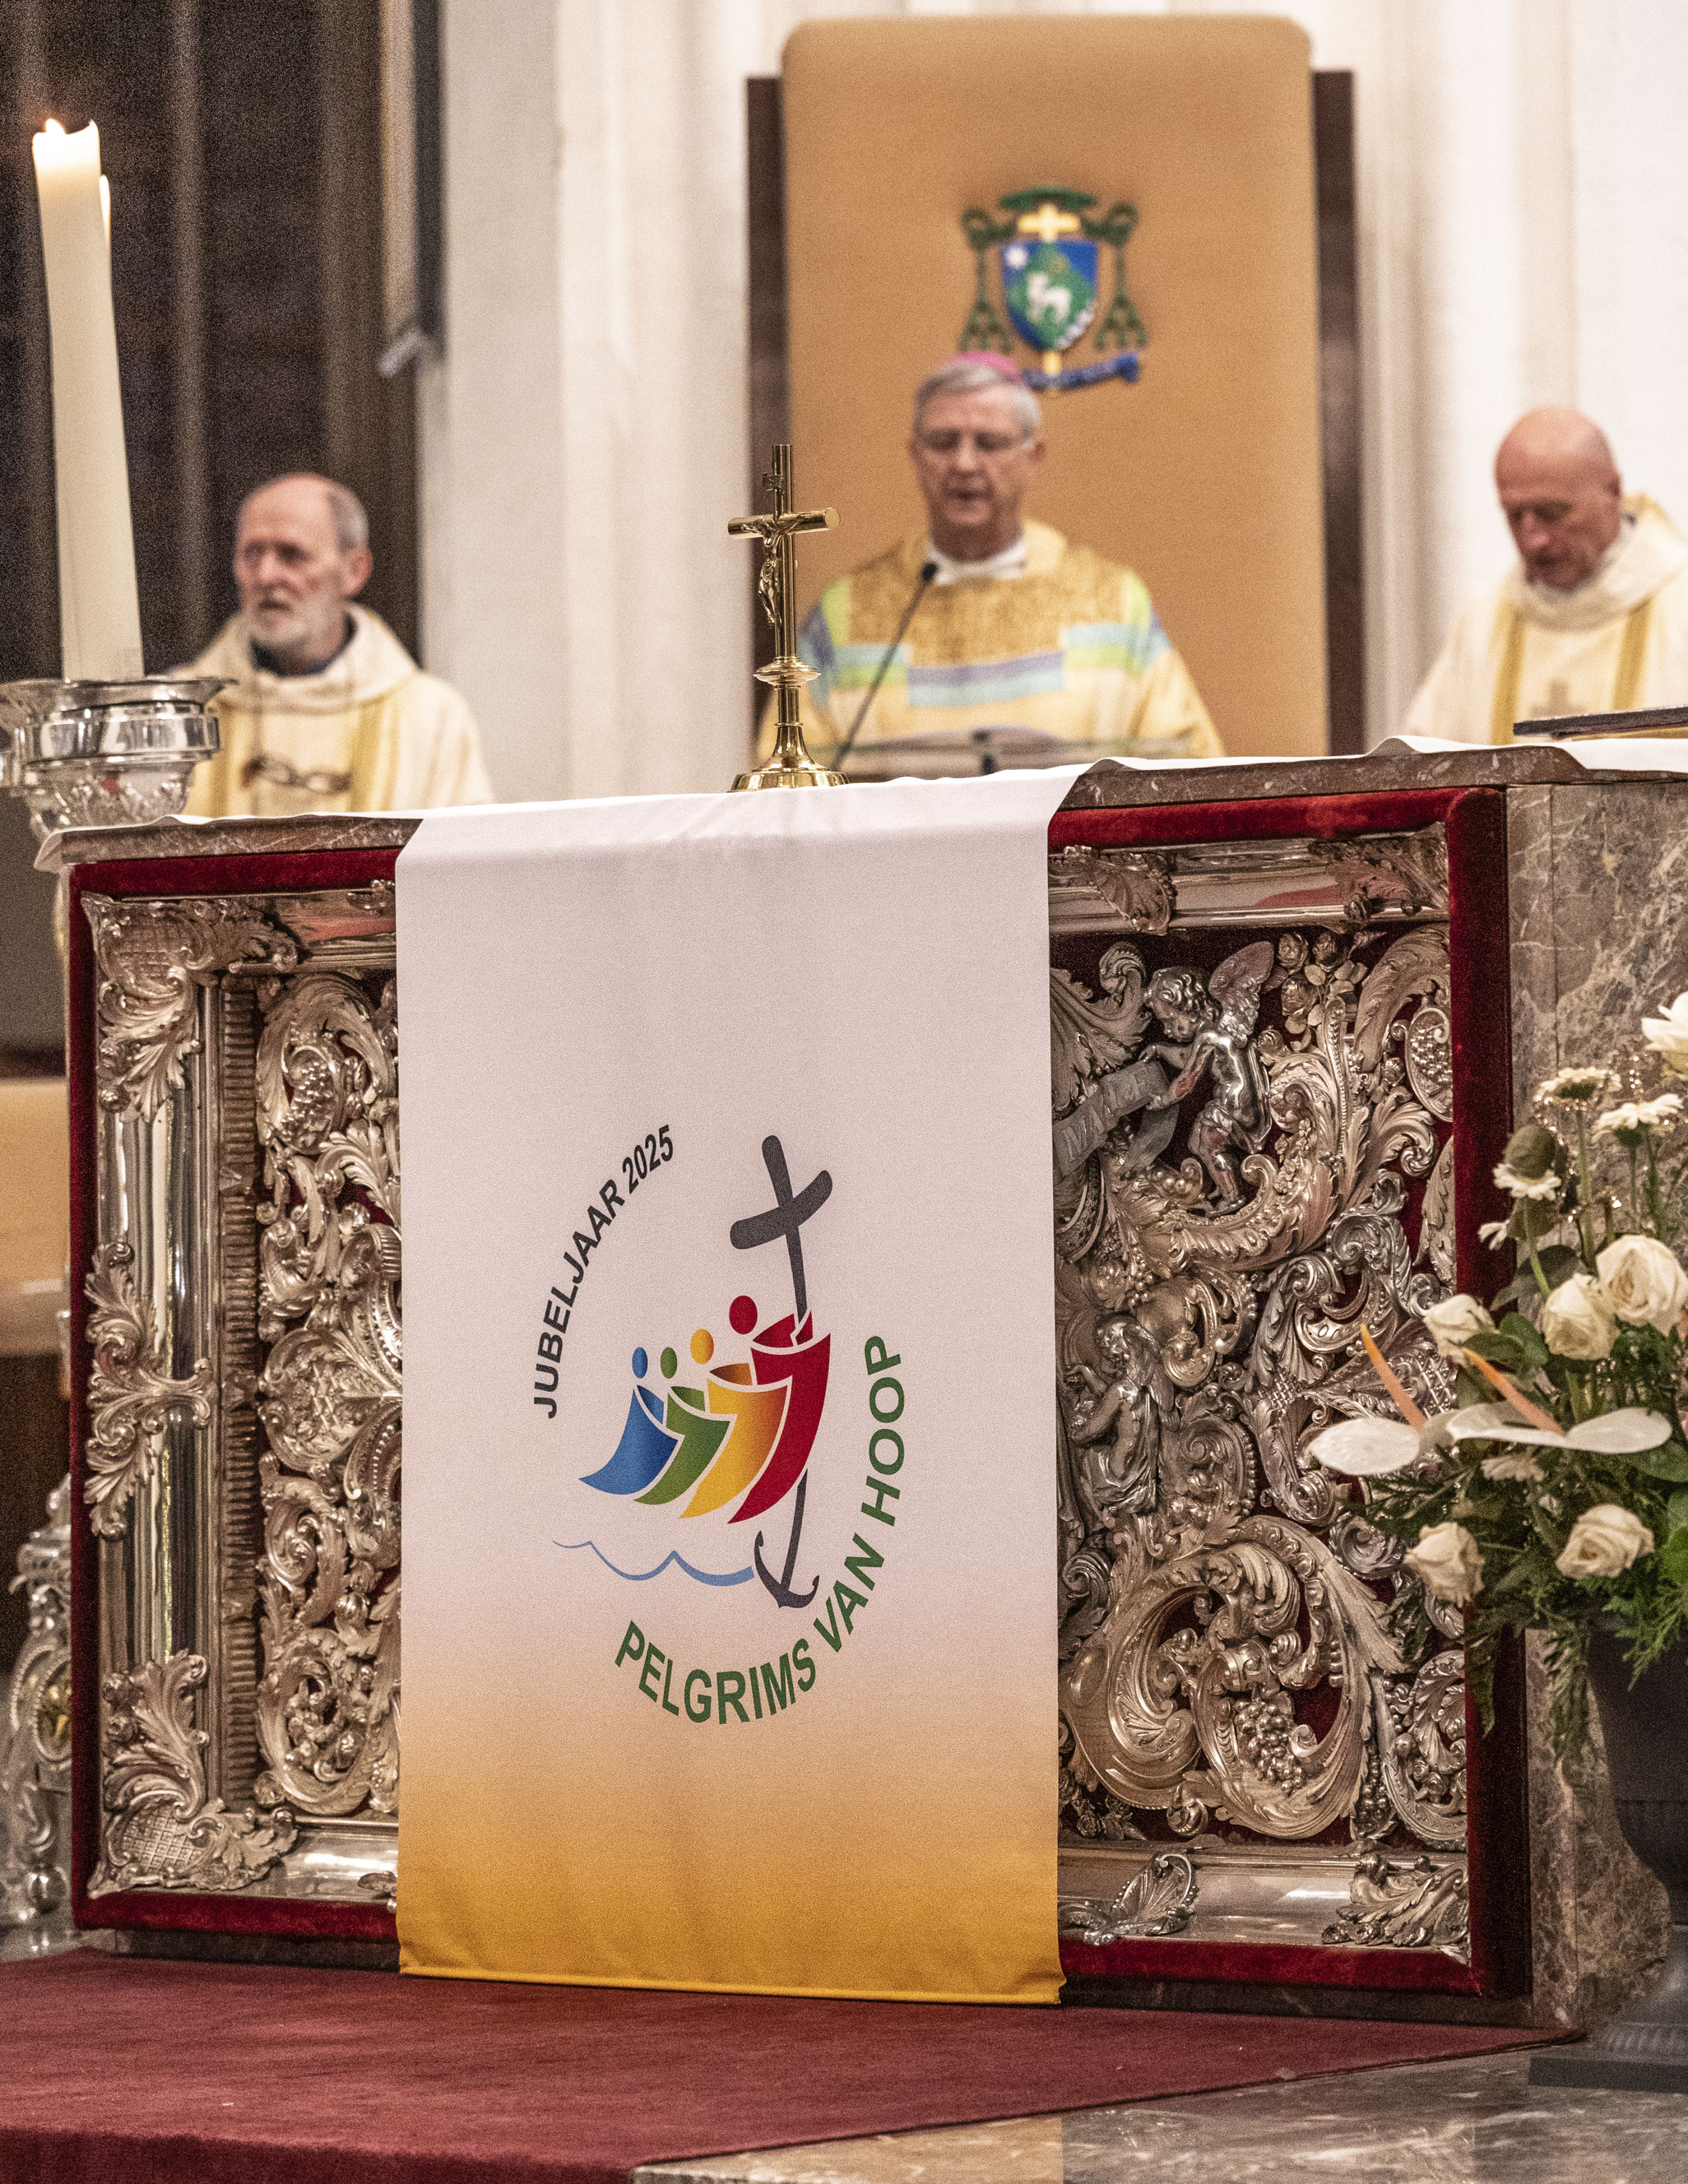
[183,474,493,815]
[1406,407,1688,742]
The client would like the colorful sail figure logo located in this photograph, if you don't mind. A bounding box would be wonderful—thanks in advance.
[958,187,1147,394]
[579,1137,833,1609]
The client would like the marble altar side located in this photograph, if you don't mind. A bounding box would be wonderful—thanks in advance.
[1507,782,1685,2028]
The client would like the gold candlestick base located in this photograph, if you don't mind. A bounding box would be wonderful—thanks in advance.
[732,754,845,791]
[732,656,843,790]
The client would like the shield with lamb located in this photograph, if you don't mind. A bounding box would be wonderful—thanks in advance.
[1001,234,1098,359]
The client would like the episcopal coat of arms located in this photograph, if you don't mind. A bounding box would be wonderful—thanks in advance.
[960,187,1147,393]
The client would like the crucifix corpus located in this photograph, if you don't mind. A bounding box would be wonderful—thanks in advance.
[728,444,843,791]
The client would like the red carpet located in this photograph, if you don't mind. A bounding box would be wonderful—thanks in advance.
[0,1954,1547,2183]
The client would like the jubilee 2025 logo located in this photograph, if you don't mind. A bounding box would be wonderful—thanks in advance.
[531,1133,908,1726]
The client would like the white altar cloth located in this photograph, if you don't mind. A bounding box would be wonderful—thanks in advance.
[394,770,1079,2001]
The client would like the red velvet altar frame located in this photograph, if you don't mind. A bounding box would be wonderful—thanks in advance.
[65,795,1526,1999]
[67,847,402,1946]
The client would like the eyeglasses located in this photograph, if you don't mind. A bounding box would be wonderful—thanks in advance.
[1502,501,1577,527]
[913,430,1033,458]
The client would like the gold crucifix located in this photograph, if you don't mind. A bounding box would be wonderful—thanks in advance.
[727,444,843,790]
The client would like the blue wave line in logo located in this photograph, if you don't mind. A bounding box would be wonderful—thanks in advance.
[555,1540,754,1587]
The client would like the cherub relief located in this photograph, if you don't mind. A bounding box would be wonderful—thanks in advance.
[1050,942,1148,1115]
[1063,1312,1166,1524]
[1143,941,1277,1207]
[1050,944,1180,1178]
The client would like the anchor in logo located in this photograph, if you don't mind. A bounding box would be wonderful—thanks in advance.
[730,1136,831,1608]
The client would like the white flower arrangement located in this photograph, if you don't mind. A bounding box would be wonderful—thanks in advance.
[1302,1000,1688,1758]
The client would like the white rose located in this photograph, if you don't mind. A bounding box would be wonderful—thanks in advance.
[1642,993,1688,1077]
[1405,1521,1485,1605]
[1595,1235,1688,1334]
[1555,1503,1655,1578]
[1420,1295,1495,1361]
[1541,1274,1617,1360]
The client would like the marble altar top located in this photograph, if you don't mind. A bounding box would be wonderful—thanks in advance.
[37,733,1688,876]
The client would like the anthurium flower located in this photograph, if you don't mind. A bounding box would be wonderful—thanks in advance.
[1446,1403,1672,1454]
[1315,1402,1674,1481]
[1541,1409,1673,1453]
[1308,1413,1453,1477]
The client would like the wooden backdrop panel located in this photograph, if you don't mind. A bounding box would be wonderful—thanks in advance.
[784,16,1326,760]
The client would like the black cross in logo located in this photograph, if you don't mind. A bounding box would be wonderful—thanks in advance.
[729,1136,831,1320]
[729,1135,832,1610]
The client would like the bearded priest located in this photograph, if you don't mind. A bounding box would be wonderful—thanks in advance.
[1406,408,1688,742]
[781,354,1223,765]
[182,473,493,815]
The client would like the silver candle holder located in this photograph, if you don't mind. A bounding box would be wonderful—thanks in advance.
[0,678,220,1956]
[0,675,223,840]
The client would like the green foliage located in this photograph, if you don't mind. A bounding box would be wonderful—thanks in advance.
[1494,1245,1580,1309]
[1625,1441,1688,1482]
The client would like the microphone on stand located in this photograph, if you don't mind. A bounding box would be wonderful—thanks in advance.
[832,558,939,775]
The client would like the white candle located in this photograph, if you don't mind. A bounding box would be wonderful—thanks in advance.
[32,120,143,682]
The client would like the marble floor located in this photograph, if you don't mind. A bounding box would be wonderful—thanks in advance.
[636,2049,1688,2182]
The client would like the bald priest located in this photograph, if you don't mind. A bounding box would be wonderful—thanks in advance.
[183,473,493,816]
[1406,406,1688,743]
[785,354,1223,763]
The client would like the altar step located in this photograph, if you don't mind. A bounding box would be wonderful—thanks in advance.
[635,2050,1684,2184]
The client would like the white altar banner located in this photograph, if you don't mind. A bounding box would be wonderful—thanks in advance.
[395,770,1080,2002]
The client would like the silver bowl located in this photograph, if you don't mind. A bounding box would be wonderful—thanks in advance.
[0,677,224,839]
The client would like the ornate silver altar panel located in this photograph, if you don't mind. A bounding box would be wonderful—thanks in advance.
[1,1481,72,1956]
[1051,828,1469,1963]
[81,880,400,1905]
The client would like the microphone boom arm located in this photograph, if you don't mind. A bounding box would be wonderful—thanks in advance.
[832,560,938,774]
